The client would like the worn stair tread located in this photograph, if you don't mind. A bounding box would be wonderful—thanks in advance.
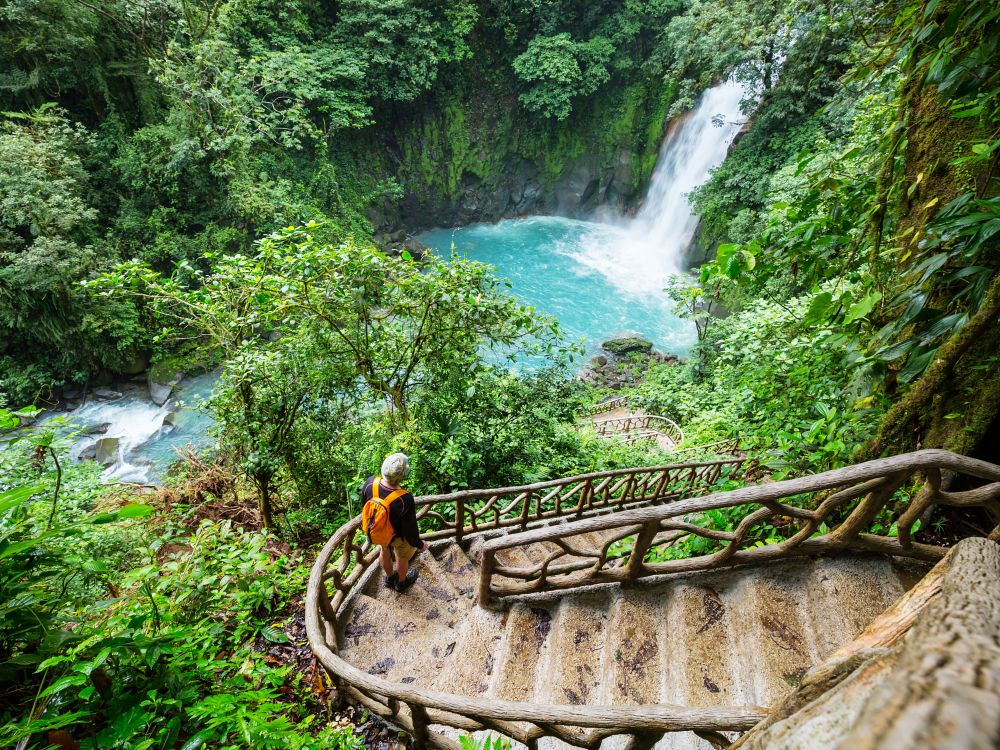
[739,566,816,704]
[432,606,507,697]
[337,553,922,721]
[491,602,557,702]
[370,554,471,627]
[665,573,749,708]
[540,593,611,706]
[339,594,458,684]
[435,542,479,600]
[604,593,663,706]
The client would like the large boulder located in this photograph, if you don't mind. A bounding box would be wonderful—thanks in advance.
[94,437,119,466]
[601,336,654,356]
[148,370,182,406]
[118,350,150,376]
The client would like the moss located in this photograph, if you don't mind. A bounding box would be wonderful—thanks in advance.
[388,74,678,211]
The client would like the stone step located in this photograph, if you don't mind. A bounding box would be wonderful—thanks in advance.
[603,592,663,706]
[339,594,458,685]
[737,566,817,705]
[662,573,753,709]
[431,605,507,697]
[336,552,927,750]
[805,555,908,659]
[368,551,471,628]
[490,602,558,703]
[435,542,479,601]
[538,592,612,706]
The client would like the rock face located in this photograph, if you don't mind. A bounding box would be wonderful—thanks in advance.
[393,150,644,232]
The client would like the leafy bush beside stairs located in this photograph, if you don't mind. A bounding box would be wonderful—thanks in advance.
[0,407,359,750]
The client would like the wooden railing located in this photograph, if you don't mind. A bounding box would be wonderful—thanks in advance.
[306,456,749,750]
[672,437,742,457]
[307,449,1000,750]
[592,413,685,448]
[584,395,630,415]
[478,449,1000,606]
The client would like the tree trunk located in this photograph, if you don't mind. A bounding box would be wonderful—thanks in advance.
[732,537,1000,749]
[257,473,275,530]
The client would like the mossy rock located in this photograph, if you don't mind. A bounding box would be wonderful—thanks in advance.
[601,337,653,355]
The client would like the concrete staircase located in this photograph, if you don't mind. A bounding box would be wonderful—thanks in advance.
[337,535,928,750]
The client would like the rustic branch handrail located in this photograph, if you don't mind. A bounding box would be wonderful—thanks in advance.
[477,449,1000,605]
[307,449,1000,750]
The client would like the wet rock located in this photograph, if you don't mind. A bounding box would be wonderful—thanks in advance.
[78,443,97,461]
[402,237,426,260]
[601,337,654,355]
[591,354,608,368]
[94,388,122,401]
[94,437,119,466]
[148,371,182,406]
[81,422,111,436]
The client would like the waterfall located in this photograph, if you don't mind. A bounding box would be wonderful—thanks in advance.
[576,79,747,297]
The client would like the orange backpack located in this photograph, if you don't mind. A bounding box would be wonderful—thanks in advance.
[361,477,406,546]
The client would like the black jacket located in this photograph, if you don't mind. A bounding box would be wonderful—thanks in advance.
[361,476,422,549]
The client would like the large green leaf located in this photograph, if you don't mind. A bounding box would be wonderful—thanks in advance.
[0,485,43,515]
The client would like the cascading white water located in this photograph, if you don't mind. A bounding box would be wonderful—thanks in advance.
[67,398,173,481]
[419,79,748,358]
[574,79,747,296]
[36,371,218,484]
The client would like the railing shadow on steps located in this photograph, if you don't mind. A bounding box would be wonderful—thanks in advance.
[478,449,1000,607]
[306,449,1000,750]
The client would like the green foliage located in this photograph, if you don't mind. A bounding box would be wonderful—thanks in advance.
[92,223,574,527]
[333,0,477,103]
[513,33,614,119]
[0,420,358,749]
[635,289,884,473]
[460,733,512,750]
[0,107,144,401]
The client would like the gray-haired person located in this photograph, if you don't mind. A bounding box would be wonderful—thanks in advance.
[360,453,427,592]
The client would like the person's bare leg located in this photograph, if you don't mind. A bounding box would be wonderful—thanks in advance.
[395,553,410,579]
[379,546,394,576]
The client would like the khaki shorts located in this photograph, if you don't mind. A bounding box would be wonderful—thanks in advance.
[388,536,418,563]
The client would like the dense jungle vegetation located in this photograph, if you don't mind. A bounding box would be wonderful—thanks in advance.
[1,0,998,747]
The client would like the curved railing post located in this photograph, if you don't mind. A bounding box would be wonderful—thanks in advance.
[625,520,660,581]
[454,495,465,546]
[478,548,497,609]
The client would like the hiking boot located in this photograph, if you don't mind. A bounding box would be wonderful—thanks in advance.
[384,572,398,590]
[394,569,419,593]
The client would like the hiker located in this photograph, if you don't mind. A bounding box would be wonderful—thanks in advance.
[360,452,427,592]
